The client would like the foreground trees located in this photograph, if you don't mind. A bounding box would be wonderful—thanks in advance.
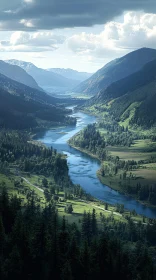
[0,188,155,280]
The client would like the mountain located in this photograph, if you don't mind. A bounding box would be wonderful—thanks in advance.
[0,72,75,129]
[0,70,57,105]
[48,68,92,82]
[86,59,156,128]
[0,60,41,91]
[6,60,79,89]
[75,48,156,95]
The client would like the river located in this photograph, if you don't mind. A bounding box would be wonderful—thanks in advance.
[35,109,156,218]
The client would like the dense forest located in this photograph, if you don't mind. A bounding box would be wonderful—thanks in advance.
[0,88,76,130]
[69,124,106,160]
[0,187,155,280]
[0,130,71,186]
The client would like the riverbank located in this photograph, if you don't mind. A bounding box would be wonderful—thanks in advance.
[34,109,156,218]
[68,139,156,209]
[68,141,101,161]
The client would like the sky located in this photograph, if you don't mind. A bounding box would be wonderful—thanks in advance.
[1,0,156,72]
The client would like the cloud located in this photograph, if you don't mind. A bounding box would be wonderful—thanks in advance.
[67,12,156,60]
[0,31,66,52]
[1,0,156,31]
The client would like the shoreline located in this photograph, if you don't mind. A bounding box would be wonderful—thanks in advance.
[68,142,156,209]
[32,107,156,213]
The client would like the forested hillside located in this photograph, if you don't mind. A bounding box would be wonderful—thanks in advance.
[0,73,76,129]
[84,59,156,128]
[0,131,70,183]
[75,48,156,95]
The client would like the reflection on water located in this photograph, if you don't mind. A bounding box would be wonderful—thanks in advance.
[35,110,156,218]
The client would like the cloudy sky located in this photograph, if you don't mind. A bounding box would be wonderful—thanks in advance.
[1,0,156,72]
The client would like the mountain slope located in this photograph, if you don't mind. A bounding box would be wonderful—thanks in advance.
[0,60,41,91]
[0,73,74,129]
[85,59,156,128]
[6,60,78,89]
[48,68,92,82]
[0,71,57,105]
[75,48,156,95]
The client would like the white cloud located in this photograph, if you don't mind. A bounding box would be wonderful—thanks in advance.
[0,31,66,52]
[20,19,34,28]
[23,0,33,3]
[68,12,156,60]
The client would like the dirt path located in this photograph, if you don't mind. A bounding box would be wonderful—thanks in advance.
[22,177,44,193]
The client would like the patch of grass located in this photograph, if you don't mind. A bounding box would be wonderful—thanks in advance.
[0,173,15,189]
[69,92,92,99]
[106,139,156,161]
[0,172,145,226]
[131,169,156,185]
[57,197,146,227]
[0,173,46,203]
[119,102,141,128]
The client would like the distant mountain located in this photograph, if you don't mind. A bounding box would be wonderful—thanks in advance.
[48,68,92,82]
[0,72,74,129]
[0,71,57,105]
[6,60,79,89]
[0,60,41,91]
[75,48,156,95]
[86,59,156,128]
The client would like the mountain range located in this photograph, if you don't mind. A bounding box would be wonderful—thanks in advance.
[48,68,92,82]
[75,48,156,95]
[6,60,92,91]
[2,47,156,130]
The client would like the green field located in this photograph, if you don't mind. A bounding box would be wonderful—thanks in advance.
[107,140,156,161]
[0,173,45,203]
[0,171,146,227]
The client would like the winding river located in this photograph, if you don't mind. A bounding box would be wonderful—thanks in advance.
[36,108,156,218]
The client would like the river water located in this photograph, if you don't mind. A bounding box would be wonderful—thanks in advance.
[36,109,156,218]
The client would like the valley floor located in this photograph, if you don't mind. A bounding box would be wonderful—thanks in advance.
[69,107,156,207]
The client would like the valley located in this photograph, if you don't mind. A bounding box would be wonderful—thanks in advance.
[1,47,156,279]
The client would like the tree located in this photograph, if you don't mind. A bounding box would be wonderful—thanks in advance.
[105,203,108,210]
[123,171,127,180]
[0,216,5,270]
[44,189,51,202]
[42,178,48,188]
[64,204,73,214]
[91,209,97,236]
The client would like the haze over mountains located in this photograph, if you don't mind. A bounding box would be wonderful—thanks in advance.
[48,68,92,82]
[75,48,156,96]
[1,47,156,129]
[0,60,41,91]
[6,60,92,92]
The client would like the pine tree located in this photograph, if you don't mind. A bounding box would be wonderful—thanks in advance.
[91,208,97,237]
[0,216,5,279]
